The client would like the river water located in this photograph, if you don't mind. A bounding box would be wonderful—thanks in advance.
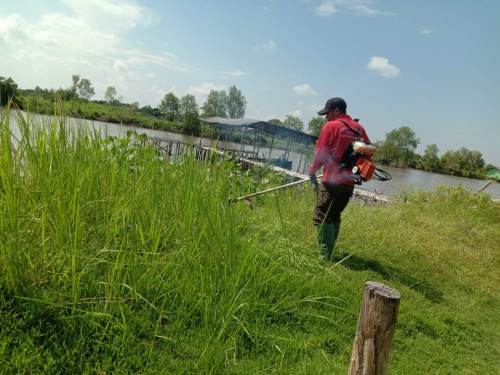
[5,112,500,199]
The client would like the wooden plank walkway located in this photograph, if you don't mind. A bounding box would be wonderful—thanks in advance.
[149,138,391,204]
[203,146,391,203]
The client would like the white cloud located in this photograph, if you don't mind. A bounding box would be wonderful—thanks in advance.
[0,14,30,43]
[314,1,337,17]
[418,28,433,35]
[313,0,395,18]
[224,70,246,77]
[289,109,303,118]
[0,2,195,107]
[293,84,317,96]
[136,50,195,73]
[366,56,400,78]
[351,5,380,17]
[58,0,154,30]
[253,40,277,50]
[351,4,396,17]
[148,84,179,107]
[188,82,225,105]
[352,5,375,16]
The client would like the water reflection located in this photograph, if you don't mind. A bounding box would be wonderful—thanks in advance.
[363,165,499,199]
[5,111,500,199]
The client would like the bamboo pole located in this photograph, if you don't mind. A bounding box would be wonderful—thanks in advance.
[269,133,275,159]
[348,282,401,375]
[198,122,205,146]
[476,180,493,194]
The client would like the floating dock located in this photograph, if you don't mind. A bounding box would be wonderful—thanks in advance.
[149,137,391,204]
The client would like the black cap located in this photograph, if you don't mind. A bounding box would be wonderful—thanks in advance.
[317,97,347,115]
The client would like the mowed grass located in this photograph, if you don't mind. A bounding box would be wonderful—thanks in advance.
[1,109,499,374]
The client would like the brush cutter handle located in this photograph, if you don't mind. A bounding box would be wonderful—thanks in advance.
[231,174,323,202]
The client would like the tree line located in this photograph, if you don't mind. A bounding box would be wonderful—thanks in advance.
[1,75,312,133]
[0,75,246,135]
[309,116,496,178]
[371,126,495,179]
[1,75,496,178]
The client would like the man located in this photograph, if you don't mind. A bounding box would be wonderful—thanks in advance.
[308,97,372,261]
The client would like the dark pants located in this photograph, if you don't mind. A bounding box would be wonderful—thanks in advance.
[313,182,354,225]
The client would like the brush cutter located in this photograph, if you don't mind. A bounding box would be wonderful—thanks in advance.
[229,174,323,205]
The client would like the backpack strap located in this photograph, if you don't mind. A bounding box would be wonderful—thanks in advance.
[338,119,363,139]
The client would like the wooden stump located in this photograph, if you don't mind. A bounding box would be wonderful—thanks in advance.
[348,281,401,375]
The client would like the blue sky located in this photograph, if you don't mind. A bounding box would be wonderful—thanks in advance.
[1,0,499,166]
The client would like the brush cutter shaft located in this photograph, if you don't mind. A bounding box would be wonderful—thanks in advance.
[233,174,323,201]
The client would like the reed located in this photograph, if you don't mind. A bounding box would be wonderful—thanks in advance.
[1,108,499,374]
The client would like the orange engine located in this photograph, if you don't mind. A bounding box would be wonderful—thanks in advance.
[355,157,376,181]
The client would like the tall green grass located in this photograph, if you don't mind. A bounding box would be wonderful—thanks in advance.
[1,109,499,374]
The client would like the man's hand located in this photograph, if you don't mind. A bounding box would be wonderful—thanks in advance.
[309,174,318,190]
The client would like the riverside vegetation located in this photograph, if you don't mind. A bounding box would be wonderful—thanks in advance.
[18,95,303,156]
[1,109,499,374]
[3,72,495,180]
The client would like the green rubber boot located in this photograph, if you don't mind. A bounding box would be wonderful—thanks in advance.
[333,221,341,243]
[316,223,337,261]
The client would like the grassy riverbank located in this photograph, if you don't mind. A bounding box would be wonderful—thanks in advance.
[1,111,499,374]
[18,97,310,156]
[22,96,184,133]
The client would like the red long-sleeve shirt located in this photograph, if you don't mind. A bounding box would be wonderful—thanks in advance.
[308,114,371,185]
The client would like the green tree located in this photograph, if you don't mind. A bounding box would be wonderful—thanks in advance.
[441,147,485,177]
[227,85,247,119]
[374,126,420,167]
[104,86,117,104]
[466,150,485,171]
[268,119,283,126]
[34,86,51,99]
[139,105,161,118]
[283,114,304,132]
[0,76,22,107]
[180,94,200,134]
[55,87,76,101]
[159,92,180,122]
[440,150,461,175]
[127,102,139,116]
[421,144,441,172]
[77,78,95,101]
[201,90,228,118]
[71,74,80,98]
[308,116,326,136]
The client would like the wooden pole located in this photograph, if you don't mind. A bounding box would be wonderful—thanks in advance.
[476,180,493,194]
[223,125,228,149]
[199,122,205,146]
[348,282,401,375]
[297,149,303,173]
[269,133,275,159]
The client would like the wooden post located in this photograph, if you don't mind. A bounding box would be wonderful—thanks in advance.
[348,282,401,375]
